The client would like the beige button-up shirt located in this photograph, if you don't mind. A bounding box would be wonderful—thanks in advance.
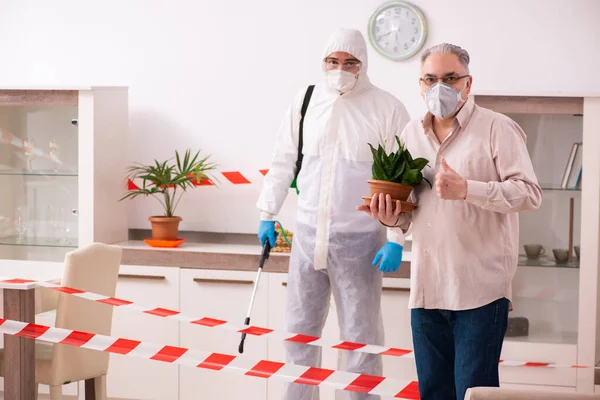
[395,99,542,311]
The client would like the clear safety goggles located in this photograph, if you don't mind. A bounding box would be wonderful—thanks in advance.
[323,59,362,72]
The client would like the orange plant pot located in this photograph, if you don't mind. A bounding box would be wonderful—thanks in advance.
[367,180,413,201]
[148,216,182,240]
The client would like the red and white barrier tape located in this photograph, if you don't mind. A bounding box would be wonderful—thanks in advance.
[1,277,415,361]
[0,277,593,370]
[0,317,420,399]
[127,169,269,189]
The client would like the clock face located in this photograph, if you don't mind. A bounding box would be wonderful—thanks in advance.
[368,1,428,61]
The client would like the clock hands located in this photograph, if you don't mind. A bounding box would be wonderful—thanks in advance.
[369,3,427,59]
[376,31,394,42]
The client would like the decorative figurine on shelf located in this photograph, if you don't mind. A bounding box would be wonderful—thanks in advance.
[14,206,28,244]
[49,137,60,171]
[23,138,35,171]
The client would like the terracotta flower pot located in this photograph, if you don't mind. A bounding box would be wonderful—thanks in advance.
[148,216,182,240]
[367,180,413,201]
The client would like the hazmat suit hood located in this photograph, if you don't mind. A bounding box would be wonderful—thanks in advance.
[322,28,371,95]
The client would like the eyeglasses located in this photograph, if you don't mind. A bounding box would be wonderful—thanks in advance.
[420,75,470,87]
[324,59,362,71]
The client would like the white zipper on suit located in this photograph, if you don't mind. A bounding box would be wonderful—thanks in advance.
[314,98,343,270]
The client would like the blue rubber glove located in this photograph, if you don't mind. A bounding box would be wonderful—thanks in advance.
[372,242,403,273]
[258,220,278,247]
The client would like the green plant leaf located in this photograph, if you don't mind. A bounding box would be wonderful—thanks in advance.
[401,168,423,187]
[368,143,378,160]
[404,148,414,166]
[411,157,429,170]
[120,148,219,216]
[381,153,394,178]
[368,137,431,189]
[176,150,183,172]
[391,158,406,182]
[373,156,390,180]
[372,162,386,181]
[371,146,389,180]
[395,136,404,153]
[391,148,402,166]
[377,145,385,164]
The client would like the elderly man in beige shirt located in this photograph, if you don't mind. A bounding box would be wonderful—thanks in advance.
[359,43,542,400]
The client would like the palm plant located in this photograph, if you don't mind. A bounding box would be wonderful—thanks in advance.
[120,149,218,217]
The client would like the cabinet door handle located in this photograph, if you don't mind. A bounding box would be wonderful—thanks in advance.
[282,282,288,287]
[382,287,410,292]
[118,274,166,280]
[193,278,253,285]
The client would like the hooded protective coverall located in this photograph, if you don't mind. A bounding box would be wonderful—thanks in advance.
[257,29,410,400]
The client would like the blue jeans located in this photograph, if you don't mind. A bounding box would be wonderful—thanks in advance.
[411,298,509,400]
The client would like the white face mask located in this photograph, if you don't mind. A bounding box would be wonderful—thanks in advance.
[326,70,358,93]
[424,80,469,119]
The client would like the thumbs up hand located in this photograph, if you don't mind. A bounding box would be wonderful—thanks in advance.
[436,157,468,200]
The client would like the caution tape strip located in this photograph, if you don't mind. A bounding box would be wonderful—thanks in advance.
[1,276,415,360]
[0,277,593,370]
[126,169,269,189]
[0,317,420,399]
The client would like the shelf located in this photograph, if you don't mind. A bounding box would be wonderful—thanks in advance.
[0,170,78,177]
[504,330,577,346]
[472,95,584,115]
[518,256,579,269]
[0,236,78,249]
[539,184,580,191]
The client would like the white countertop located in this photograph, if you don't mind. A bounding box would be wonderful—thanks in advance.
[0,260,64,289]
[114,240,412,261]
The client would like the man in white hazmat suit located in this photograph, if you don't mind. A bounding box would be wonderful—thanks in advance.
[257,28,410,400]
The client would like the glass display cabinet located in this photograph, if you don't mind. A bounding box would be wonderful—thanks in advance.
[0,87,130,262]
[472,94,600,393]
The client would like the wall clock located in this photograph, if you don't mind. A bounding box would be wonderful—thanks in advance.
[368,1,428,61]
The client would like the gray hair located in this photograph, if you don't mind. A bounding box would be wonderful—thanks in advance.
[421,43,470,73]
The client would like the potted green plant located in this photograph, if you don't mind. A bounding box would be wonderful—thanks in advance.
[120,149,217,240]
[366,136,431,209]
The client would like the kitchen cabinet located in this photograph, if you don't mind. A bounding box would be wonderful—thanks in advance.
[380,278,417,383]
[179,269,268,400]
[266,272,339,400]
[106,265,180,400]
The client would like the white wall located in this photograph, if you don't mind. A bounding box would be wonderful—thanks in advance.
[1,0,599,234]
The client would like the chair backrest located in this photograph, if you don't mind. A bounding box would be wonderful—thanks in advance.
[51,242,122,385]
